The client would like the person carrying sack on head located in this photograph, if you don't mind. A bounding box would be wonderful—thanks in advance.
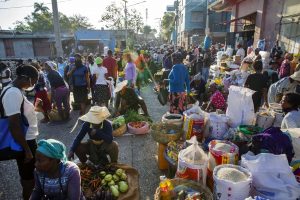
[68,106,119,166]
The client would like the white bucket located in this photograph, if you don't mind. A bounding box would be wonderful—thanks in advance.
[213,164,252,200]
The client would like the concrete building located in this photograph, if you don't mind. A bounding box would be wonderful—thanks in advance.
[209,0,300,53]
[177,0,207,49]
[74,29,127,55]
[167,0,230,49]
[0,30,73,59]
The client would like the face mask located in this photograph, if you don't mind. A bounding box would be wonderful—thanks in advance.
[24,78,36,91]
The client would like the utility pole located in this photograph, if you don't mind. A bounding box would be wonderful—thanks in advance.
[123,0,128,49]
[174,0,179,47]
[146,8,148,25]
[51,0,63,57]
[205,0,210,35]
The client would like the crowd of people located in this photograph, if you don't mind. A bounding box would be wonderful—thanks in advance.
[0,39,299,199]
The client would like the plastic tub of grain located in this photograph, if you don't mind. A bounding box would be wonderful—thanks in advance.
[213,164,252,200]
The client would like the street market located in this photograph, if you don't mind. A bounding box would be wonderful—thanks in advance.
[1,0,300,200]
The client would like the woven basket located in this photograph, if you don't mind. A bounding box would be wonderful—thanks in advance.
[154,178,213,200]
[112,124,127,137]
[150,122,183,144]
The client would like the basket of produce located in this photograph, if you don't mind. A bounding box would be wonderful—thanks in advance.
[112,116,127,137]
[127,121,150,135]
[162,113,183,128]
[238,125,263,136]
[124,110,152,124]
[79,163,139,200]
[154,178,213,200]
[150,122,183,144]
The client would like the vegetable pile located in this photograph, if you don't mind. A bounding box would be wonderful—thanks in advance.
[79,163,129,200]
[166,141,184,162]
[112,116,126,130]
[124,110,152,124]
[128,121,146,129]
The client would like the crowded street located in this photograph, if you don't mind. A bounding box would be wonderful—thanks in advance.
[0,0,300,200]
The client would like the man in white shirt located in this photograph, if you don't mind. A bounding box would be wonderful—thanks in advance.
[87,55,98,104]
[280,93,300,129]
[236,44,245,60]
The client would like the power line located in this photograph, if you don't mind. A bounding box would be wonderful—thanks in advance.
[0,0,72,10]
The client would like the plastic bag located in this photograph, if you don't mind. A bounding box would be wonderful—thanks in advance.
[256,111,275,129]
[183,102,205,140]
[226,86,256,128]
[284,128,300,161]
[176,136,208,185]
[241,152,300,200]
[208,113,229,139]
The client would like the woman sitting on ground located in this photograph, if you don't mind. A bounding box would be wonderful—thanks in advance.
[30,139,83,200]
[114,80,149,116]
[68,106,119,166]
[280,93,300,129]
[204,82,226,112]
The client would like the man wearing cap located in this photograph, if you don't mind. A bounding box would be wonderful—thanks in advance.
[68,106,118,165]
[268,70,300,104]
[114,80,149,116]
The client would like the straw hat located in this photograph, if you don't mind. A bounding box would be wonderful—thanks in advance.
[114,80,128,93]
[290,71,300,82]
[79,106,110,124]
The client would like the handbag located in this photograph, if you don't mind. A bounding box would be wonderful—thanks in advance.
[0,87,29,161]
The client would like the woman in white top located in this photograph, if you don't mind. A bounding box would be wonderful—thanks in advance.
[281,93,300,129]
[0,65,39,200]
[92,57,110,107]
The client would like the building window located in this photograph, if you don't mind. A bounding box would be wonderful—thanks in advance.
[191,11,204,23]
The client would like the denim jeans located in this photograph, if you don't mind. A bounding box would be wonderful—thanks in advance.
[202,67,209,82]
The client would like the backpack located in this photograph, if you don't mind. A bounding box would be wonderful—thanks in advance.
[0,87,29,161]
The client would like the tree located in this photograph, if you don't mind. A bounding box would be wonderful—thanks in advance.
[143,25,152,35]
[33,2,49,14]
[161,12,175,41]
[13,2,93,33]
[100,3,144,33]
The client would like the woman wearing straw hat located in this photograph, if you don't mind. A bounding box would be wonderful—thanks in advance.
[114,80,149,116]
[68,106,119,165]
[31,139,84,199]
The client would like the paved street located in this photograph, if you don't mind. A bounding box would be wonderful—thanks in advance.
[0,84,169,200]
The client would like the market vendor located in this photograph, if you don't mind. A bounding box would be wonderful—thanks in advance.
[31,139,84,200]
[190,73,206,103]
[280,93,300,129]
[114,80,149,116]
[244,60,268,112]
[204,82,226,112]
[268,70,300,103]
[68,106,119,165]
